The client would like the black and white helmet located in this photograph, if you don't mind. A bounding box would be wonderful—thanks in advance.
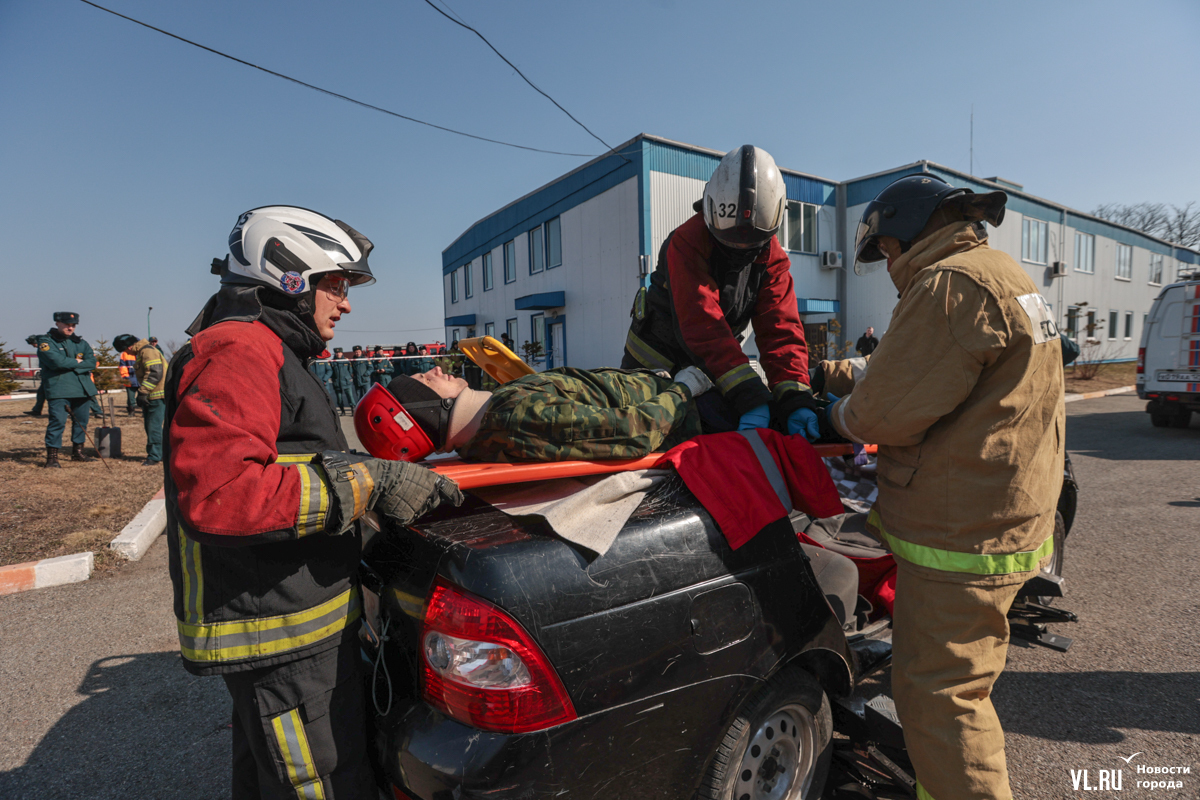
[217,206,375,294]
[702,145,787,251]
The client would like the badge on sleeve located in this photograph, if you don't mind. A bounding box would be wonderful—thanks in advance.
[1016,293,1058,344]
[39,342,50,351]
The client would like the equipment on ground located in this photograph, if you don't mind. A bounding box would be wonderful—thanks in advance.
[96,396,122,459]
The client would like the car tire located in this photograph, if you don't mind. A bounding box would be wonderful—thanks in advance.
[1169,408,1192,429]
[1035,511,1067,606]
[1150,411,1171,428]
[698,667,832,800]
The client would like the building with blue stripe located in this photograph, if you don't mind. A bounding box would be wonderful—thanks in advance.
[443,133,1198,369]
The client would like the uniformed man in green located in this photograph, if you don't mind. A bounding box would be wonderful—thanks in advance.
[22,334,48,417]
[37,312,97,468]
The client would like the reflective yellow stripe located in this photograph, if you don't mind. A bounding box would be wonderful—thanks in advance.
[391,588,426,620]
[715,362,761,395]
[272,709,327,800]
[347,465,374,520]
[623,330,674,372]
[178,588,360,663]
[867,508,1053,575]
[771,380,811,400]
[177,525,203,624]
[275,453,317,464]
[295,464,329,537]
[916,782,936,800]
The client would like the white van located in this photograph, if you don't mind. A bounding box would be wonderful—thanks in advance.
[1137,279,1200,428]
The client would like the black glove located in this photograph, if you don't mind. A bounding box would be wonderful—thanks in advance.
[136,393,149,410]
[315,451,464,533]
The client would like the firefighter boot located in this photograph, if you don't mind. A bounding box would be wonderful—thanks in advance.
[71,443,93,462]
[44,447,61,468]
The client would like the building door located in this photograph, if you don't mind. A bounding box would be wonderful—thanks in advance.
[547,320,566,368]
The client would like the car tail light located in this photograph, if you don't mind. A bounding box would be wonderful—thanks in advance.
[419,578,576,733]
[1167,395,1181,402]
[1147,393,1159,399]
[1137,347,1145,374]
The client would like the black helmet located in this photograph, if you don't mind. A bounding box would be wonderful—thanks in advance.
[853,174,1006,274]
[113,334,138,352]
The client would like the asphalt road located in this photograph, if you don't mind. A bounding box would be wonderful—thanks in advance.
[0,394,1195,799]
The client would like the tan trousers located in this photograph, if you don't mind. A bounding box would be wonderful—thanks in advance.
[891,560,1027,800]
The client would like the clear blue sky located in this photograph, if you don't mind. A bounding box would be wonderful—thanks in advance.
[2,0,1197,354]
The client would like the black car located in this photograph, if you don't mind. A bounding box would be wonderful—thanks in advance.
[358,452,1079,800]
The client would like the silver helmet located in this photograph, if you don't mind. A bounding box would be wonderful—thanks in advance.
[702,145,787,251]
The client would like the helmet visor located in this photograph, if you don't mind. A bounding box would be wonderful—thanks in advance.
[854,220,887,275]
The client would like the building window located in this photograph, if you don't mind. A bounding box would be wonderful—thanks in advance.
[1115,244,1132,280]
[545,217,562,269]
[1149,253,1163,285]
[529,225,544,274]
[506,318,517,345]
[1085,310,1096,340]
[1065,307,1079,339]
[450,269,458,303]
[1108,310,1118,340]
[503,240,516,284]
[485,322,495,338]
[530,313,545,362]
[1124,311,1133,340]
[463,262,473,298]
[482,252,493,291]
[1022,218,1048,264]
[781,201,818,253]
[1074,232,1094,274]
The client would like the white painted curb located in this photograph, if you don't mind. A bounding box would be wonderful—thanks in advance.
[35,552,94,588]
[1064,384,1136,403]
[110,488,166,561]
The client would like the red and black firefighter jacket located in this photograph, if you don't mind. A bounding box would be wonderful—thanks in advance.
[164,285,359,676]
[624,212,812,419]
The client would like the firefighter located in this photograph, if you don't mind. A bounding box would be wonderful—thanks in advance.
[350,345,371,404]
[118,343,140,415]
[330,346,356,415]
[36,312,97,467]
[621,145,818,440]
[165,206,463,798]
[827,175,1064,800]
[113,335,166,465]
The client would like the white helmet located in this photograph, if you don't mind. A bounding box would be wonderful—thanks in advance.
[216,205,376,295]
[702,145,786,251]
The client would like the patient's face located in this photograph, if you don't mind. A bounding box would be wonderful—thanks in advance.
[413,366,468,400]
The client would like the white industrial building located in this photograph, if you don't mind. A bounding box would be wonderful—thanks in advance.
[442,133,1199,369]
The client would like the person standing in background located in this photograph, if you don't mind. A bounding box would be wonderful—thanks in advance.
[371,345,393,386]
[330,347,356,415]
[311,349,336,406]
[351,344,371,404]
[113,334,166,466]
[23,334,47,417]
[855,326,879,357]
[119,344,140,415]
[37,312,97,467]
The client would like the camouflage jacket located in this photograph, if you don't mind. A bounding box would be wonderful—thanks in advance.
[456,367,701,463]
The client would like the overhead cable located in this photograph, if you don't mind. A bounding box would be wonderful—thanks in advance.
[421,0,628,163]
[76,0,599,157]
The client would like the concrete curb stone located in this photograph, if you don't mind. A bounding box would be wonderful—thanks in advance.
[1064,384,1136,403]
[110,487,167,561]
[0,552,94,596]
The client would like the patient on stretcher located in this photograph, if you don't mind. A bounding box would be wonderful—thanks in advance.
[356,365,713,463]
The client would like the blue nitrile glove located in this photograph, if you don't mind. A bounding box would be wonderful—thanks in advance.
[787,408,820,440]
[737,404,771,431]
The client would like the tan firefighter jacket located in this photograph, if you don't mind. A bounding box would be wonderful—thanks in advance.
[829,222,1065,579]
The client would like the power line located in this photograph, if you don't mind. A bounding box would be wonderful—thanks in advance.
[420,0,627,163]
[76,0,599,158]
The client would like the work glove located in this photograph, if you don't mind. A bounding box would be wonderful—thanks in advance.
[786,408,820,441]
[673,366,713,398]
[136,393,149,410]
[737,404,771,431]
[315,451,464,534]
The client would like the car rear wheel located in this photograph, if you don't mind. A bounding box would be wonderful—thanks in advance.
[1169,408,1192,429]
[698,667,832,800]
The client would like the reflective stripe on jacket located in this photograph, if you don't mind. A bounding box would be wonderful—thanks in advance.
[165,301,357,676]
[829,223,1065,577]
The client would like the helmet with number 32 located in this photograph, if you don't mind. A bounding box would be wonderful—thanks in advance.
[701,145,787,252]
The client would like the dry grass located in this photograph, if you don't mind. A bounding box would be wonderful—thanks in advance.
[0,399,163,571]
[1064,360,1137,395]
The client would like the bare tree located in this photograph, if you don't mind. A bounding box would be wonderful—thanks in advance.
[1091,201,1200,247]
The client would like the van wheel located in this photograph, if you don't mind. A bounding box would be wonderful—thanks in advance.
[698,668,832,800]
[1169,409,1192,429]
[1151,411,1171,428]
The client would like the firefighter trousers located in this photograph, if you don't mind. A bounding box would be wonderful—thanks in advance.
[222,642,375,800]
[891,560,1028,800]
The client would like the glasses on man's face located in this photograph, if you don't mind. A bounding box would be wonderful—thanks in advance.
[321,275,350,300]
